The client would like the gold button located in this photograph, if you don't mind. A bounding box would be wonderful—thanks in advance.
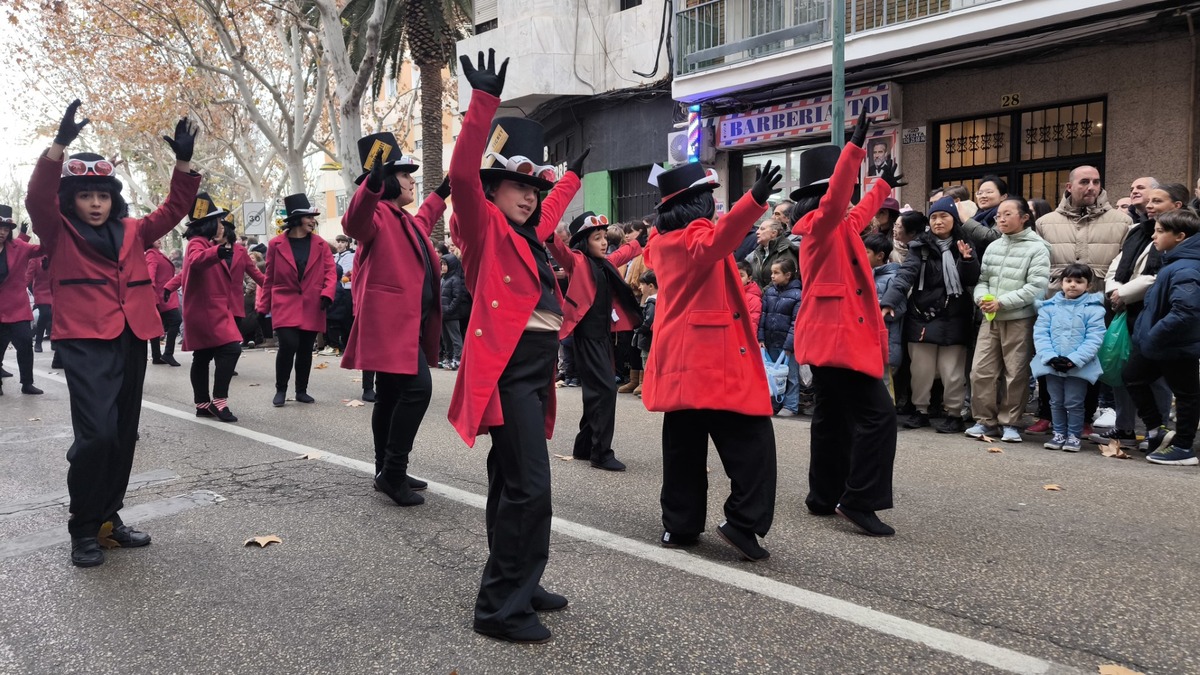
[491,300,499,308]
[475,329,483,337]
[503,275,512,283]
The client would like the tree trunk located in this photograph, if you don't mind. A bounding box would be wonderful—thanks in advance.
[417,58,446,243]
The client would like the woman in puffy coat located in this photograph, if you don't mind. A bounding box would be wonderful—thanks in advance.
[881,196,980,434]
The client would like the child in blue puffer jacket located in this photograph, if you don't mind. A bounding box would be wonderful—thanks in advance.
[1031,263,1106,452]
[758,257,802,416]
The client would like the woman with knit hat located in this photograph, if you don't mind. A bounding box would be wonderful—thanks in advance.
[256,193,337,407]
[25,100,201,567]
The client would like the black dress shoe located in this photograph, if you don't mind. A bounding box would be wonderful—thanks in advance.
[531,587,569,612]
[212,405,238,423]
[0,367,11,378]
[806,504,836,516]
[374,474,424,506]
[716,522,769,561]
[272,390,286,407]
[660,531,700,548]
[50,355,63,370]
[196,403,216,418]
[21,384,43,395]
[152,358,168,365]
[70,537,105,567]
[474,622,552,644]
[110,524,152,547]
[935,416,966,434]
[295,391,315,404]
[361,388,376,403]
[902,412,930,429]
[162,355,182,367]
[590,456,627,472]
[34,343,43,353]
[406,476,428,491]
[836,504,895,537]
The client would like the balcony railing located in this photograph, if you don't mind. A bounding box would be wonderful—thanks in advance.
[675,0,997,76]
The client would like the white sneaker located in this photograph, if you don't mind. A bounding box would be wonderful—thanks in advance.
[1001,426,1023,443]
[1093,407,1117,428]
[319,347,336,356]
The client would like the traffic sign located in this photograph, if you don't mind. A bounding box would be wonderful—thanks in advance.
[242,202,268,235]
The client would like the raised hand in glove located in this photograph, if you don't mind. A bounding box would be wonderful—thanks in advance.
[636,225,649,247]
[365,155,385,192]
[20,222,28,235]
[55,99,90,147]
[433,176,451,199]
[849,106,870,148]
[217,245,233,261]
[567,147,591,177]
[320,296,333,311]
[750,160,783,205]
[459,48,508,98]
[881,162,907,189]
[162,116,197,162]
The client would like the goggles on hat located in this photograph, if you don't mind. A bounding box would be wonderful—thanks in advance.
[485,152,557,183]
[584,214,609,229]
[62,158,116,178]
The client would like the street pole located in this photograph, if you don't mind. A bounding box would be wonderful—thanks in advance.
[831,0,846,147]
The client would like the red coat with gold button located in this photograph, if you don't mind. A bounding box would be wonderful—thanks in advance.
[145,246,181,312]
[179,237,242,351]
[640,190,772,416]
[256,233,336,333]
[0,237,42,323]
[446,91,580,447]
[544,236,642,338]
[25,154,201,340]
[790,142,891,379]
[226,243,265,319]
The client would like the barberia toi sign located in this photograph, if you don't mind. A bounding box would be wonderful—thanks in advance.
[716,83,895,148]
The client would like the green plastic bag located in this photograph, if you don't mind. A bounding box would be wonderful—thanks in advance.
[1098,311,1131,387]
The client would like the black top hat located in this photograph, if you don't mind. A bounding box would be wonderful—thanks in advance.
[60,152,123,194]
[283,193,320,227]
[186,192,230,227]
[654,163,720,212]
[789,145,843,201]
[480,117,557,191]
[0,205,14,226]
[355,132,420,185]
[568,211,611,247]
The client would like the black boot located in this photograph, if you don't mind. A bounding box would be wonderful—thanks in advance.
[110,523,152,547]
[70,537,105,567]
[406,476,428,491]
[836,504,895,536]
[295,391,315,403]
[272,390,286,407]
[21,383,44,395]
[50,354,63,370]
[935,415,965,434]
[374,473,424,506]
[162,354,181,367]
[361,388,376,403]
[34,341,43,353]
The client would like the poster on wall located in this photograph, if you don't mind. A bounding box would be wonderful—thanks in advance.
[862,128,900,203]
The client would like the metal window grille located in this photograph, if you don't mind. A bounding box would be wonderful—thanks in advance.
[613,166,659,223]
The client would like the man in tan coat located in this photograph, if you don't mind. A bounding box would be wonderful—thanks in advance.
[1035,165,1132,293]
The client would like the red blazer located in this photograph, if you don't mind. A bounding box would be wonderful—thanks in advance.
[791,142,891,379]
[641,191,771,416]
[446,91,580,447]
[544,236,642,338]
[26,154,200,340]
[26,255,54,306]
[179,238,241,351]
[256,233,336,333]
[340,181,447,375]
[226,243,265,319]
[0,237,42,323]
[145,247,181,312]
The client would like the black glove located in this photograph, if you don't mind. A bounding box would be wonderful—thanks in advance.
[567,147,591,177]
[750,160,783,205]
[366,156,385,192]
[459,48,508,98]
[163,289,172,303]
[20,222,28,235]
[433,176,451,200]
[880,162,907,189]
[849,106,870,148]
[1049,356,1074,372]
[162,116,197,162]
[320,296,333,311]
[217,245,233,261]
[636,226,649,247]
[55,99,90,147]
[42,256,50,271]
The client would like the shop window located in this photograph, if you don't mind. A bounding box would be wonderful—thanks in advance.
[938,115,1010,171]
[1020,101,1105,161]
[613,166,659,223]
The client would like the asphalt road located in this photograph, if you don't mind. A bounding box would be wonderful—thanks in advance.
[1,345,1197,675]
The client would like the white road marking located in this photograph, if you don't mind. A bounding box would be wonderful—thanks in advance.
[0,468,179,520]
[33,371,1083,674]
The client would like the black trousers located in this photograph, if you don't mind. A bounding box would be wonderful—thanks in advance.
[660,409,777,537]
[614,330,637,376]
[237,314,263,345]
[571,334,618,463]
[475,330,558,634]
[558,335,577,379]
[1037,375,1098,422]
[326,316,352,351]
[363,370,376,392]
[191,341,242,404]
[0,321,35,384]
[808,366,897,513]
[34,304,53,345]
[441,320,463,362]
[1125,349,1200,449]
[275,327,316,392]
[372,355,433,480]
[58,327,147,538]
[150,308,182,361]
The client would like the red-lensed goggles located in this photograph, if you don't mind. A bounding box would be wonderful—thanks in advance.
[485,152,557,183]
[62,158,116,178]
[584,214,609,229]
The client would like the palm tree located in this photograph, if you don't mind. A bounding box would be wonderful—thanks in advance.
[342,0,473,242]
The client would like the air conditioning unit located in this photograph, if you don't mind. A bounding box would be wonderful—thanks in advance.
[666,130,689,165]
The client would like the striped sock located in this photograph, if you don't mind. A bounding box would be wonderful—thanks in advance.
[213,398,228,410]
[196,402,209,410]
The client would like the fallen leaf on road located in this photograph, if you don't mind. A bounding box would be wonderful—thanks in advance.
[244,535,282,548]
[1098,665,1144,675]
[345,399,365,407]
[97,521,120,549]
[981,435,996,443]
[1100,440,1131,459]
[1043,484,1063,491]
[552,454,573,461]
[350,378,362,383]
[987,447,1003,453]
[555,380,567,388]
[299,451,323,460]
[265,349,277,353]
[248,383,260,387]
[314,362,328,370]
[27,417,40,422]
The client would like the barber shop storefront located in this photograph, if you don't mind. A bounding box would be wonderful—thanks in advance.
[712,82,902,205]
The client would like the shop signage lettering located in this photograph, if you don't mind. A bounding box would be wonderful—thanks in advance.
[716,83,895,148]
[902,126,926,145]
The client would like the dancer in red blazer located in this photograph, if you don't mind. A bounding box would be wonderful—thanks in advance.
[146,237,183,366]
[341,131,448,506]
[220,219,266,332]
[641,160,782,561]
[25,101,201,567]
[257,193,336,406]
[26,247,54,354]
[790,110,905,536]
[179,195,243,423]
[449,50,584,644]
[545,212,643,470]
[0,210,43,395]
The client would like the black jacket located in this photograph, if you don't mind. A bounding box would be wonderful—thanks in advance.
[634,296,656,352]
[440,253,471,321]
[881,233,980,346]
